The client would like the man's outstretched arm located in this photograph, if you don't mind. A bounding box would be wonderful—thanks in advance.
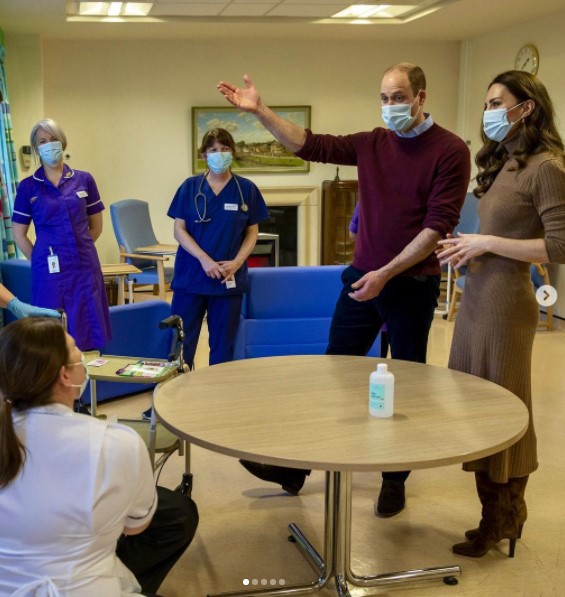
[217,74,307,152]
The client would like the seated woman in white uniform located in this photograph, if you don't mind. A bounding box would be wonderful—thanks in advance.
[0,317,198,597]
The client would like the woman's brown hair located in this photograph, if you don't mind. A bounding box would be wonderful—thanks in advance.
[0,318,68,487]
[199,128,237,158]
[475,70,565,198]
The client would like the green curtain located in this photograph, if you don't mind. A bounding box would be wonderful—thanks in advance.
[0,43,19,328]
[0,44,18,263]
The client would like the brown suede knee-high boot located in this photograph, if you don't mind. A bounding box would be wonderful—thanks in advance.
[508,475,529,538]
[453,471,514,558]
[465,475,529,545]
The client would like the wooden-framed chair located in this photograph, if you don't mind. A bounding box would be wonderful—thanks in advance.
[446,268,466,322]
[531,263,553,331]
[445,192,479,321]
[110,199,174,300]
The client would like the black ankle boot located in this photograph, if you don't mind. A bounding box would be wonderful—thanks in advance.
[239,460,311,495]
[375,479,405,517]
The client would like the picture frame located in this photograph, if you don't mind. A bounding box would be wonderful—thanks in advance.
[191,106,311,174]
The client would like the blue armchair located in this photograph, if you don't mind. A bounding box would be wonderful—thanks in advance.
[446,192,480,321]
[0,259,176,402]
[530,263,553,331]
[110,199,174,300]
[0,259,32,326]
[233,265,381,360]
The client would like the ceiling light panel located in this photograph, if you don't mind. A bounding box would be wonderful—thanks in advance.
[123,3,153,15]
[78,2,110,16]
[333,4,418,18]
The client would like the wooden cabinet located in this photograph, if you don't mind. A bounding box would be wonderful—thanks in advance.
[321,179,358,265]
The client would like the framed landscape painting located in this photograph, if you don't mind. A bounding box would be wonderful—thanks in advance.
[191,106,311,174]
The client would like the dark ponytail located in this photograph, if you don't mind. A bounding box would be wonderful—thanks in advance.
[0,318,68,488]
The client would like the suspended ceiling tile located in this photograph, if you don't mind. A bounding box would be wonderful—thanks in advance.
[221,4,276,17]
[150,3,229,17]
[267,3,350,17]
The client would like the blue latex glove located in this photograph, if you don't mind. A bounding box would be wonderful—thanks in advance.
[6,298,61,320]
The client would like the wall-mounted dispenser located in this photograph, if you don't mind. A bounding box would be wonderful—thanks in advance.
[20,145,32,170]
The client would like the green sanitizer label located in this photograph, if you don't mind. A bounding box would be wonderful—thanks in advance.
[370,383,385,410]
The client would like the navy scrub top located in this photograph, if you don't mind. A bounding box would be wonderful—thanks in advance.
[167,174,269,295]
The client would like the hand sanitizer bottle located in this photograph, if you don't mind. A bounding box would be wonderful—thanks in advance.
[369,363,394,418]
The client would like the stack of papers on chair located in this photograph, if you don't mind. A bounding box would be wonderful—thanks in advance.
[116,360,177,378]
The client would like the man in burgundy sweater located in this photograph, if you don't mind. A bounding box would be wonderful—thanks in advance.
[218,63,470,517]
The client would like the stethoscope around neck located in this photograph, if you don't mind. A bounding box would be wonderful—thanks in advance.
[194,171,248,224]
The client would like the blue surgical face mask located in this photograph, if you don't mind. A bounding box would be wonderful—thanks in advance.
[381,93,422,132]
[37,141,64,167]
[206,151,233,174]
[482,102,524,143]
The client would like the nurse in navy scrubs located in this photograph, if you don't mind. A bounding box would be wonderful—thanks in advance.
[168,128,269,369]
[12,119,111,350]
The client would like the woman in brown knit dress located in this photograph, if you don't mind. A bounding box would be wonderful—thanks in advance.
[437,70,565,558]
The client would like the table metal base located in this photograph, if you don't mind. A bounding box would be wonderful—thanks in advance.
[208,471,460,596]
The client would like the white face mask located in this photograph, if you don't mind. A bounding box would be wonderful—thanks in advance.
[482,102,525,143]
[381,92,422,132]
[67,355,89,398]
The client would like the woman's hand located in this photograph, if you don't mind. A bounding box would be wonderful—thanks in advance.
[436,232,491,269]
[199,255,226,279]
[218,258,243,280]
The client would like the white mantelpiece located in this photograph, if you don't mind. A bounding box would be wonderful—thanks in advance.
[259,186,319,266]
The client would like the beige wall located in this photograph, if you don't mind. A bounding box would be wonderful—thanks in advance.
[5,34,43,175]
[5,36,461,264]
[460,8,565,316]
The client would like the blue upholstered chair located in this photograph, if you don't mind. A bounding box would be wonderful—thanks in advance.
[110,199,174,300]
[80,299,176,405]
[0,259,32,326]
[530,263,553,331]
[446,192,480,321]
[233,266,382,359]
[0,258,176,402]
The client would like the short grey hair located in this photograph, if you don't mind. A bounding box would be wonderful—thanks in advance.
[30,119,68,158]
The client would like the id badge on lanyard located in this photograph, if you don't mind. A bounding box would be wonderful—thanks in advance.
[47,246,60,274]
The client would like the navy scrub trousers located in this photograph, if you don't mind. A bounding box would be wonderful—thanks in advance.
[171,291,243,370]
[326,264,440,483]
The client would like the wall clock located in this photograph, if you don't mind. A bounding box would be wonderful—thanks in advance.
[514,44,539,75]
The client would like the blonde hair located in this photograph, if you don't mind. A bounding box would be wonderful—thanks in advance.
[30,118,68,159]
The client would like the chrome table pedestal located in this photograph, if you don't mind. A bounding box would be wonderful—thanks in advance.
[208,471,460,597]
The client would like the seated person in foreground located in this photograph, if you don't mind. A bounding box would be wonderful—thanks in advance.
[0,317,198,596]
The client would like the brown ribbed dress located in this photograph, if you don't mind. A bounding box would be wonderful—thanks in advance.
[448,147,565,483]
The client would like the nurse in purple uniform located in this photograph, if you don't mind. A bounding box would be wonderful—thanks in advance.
[12,119,111,350]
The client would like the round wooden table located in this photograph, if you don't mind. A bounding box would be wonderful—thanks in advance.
[154,355,529,596]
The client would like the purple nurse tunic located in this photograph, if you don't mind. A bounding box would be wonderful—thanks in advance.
[12,165,111,350]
